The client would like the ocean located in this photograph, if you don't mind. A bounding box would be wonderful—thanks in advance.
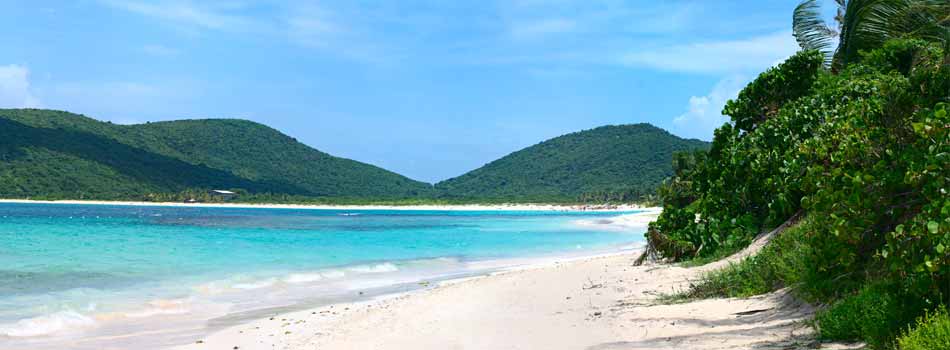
[0,202,645,349]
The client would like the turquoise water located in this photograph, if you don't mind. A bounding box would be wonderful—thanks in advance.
[0,203,644,348]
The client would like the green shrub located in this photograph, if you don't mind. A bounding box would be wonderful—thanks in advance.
[650,40,948,307]
[642,10,950,347]
[817,283,902,348]
[859,39,943,77]
[724,50,826,132]
[817,280,940,349]
[800,73,949,306]
[681,217,814,299]
[898,307,950,350]
[647,51,828,261]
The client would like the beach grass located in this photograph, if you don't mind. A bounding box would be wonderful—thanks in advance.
[671,218,814,301]
[898,307,950,350]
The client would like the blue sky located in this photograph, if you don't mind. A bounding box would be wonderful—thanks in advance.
[1,1,804,182]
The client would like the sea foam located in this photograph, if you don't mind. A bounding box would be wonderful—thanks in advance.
[0,310,96,337]
[348,262,399,273]
[123,299,191,318]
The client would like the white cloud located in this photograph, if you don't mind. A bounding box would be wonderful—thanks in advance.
[44,79,198,123]
[100,0,254,31]
[0,64,42,108]
[105,1,385,63]
[672,75,749,140]
[284,5,406,64]
[509,18,577,39]
[500,0,695,37]
[620,31,799,74]
[142,44,180,57]
[286,8,343,49]
[524,67,587,79]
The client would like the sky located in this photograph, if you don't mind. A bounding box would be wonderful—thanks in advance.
[0,1,805,183]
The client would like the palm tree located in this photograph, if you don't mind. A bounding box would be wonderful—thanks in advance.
[793,0,949,71]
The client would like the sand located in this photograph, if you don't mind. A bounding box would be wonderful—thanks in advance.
[170,211,849,350]
[170,256,817,350]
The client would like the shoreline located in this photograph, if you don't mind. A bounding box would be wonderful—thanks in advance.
[171,237,819,350]
[1,244,650,350]
[0,199,655,212]
[174,252,641,350]
[1,210,660,350]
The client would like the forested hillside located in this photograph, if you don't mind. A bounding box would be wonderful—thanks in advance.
[645,0,948,347]
[0,110,705,204]
[435,124,709,202]
[0,109,432,201]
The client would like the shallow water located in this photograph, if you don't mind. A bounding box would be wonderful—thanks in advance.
[0,203,644,349]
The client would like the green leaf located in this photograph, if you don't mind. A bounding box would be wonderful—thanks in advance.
[927,221,939,234]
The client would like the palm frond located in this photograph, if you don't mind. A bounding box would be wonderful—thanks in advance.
[835,0,847,28]
[793,0,838,65]
[834,0,949,70]
[832,0,908,71]
[887,0,950,45]
[791,0,949,73]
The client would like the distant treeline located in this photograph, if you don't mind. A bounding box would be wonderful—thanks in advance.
[0,109,431,202]
[432,124,708,204]
[0,110,705,204]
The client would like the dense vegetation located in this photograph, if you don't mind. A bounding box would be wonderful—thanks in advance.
[434,124,708,203]
[898,307,950,350]
[0,109,433,201]
[0,110,700,204]
[648,0,948,347]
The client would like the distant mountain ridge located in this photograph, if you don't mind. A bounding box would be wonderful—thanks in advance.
[434,124,709,202]
[0,109,706,203]
[0,109,431,200]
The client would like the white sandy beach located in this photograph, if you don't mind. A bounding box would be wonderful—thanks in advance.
[169,211,846,350]
[0,199,650,212]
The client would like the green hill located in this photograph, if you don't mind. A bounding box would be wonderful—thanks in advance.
[435,124,709,202]
[0,110,706,204]
[0,109,432,201]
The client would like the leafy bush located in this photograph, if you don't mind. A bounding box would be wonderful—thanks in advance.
[817,282,903,348]
[798,41,949,303]
[649,37,949,347]
[647,50,827,260]
[724,49,826,132]
[817,280,944,349]
[859,39,944,77]
[898,307,950,350]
